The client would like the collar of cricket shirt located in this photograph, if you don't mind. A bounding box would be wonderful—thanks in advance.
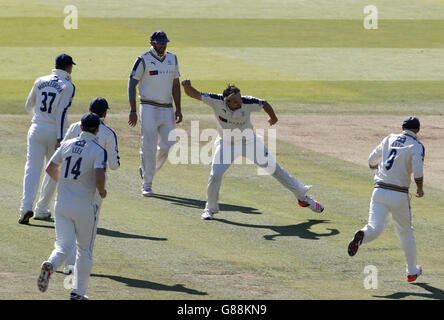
[52,69,71,81]
[79,131,98,142]
[149,46,166,61]
[402,130,418,140]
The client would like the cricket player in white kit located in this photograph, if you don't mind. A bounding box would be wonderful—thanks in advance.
[128,30,182,197]
[37,113,107,300]
[348,116,425,282]
[61,97,120,274]
[182,80,324,220]
[19,54,76,224]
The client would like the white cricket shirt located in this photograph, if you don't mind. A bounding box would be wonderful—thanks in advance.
[25,69,75,139]
[369,130,425,191]
[50,131,107,201]
[201,92,264,139]
[129,47,180,106]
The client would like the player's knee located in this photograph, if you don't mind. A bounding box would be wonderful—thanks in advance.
[396,226,414,238]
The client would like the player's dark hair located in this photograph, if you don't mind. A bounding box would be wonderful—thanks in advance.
[55,64,70,71]
[222,84,240,98]
[82,126,98,134]
[92,111,105,118]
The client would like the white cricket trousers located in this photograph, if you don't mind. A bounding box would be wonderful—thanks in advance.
[20,123,57,213]
[139,104,176,186]
[64,194,103,270]
[361,188,419,275]
[48,198,99,296]
[206,135,308,212]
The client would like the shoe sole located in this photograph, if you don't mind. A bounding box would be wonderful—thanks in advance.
[142,192,153,197]
[18,211,34,224]
[201,214,213,220]
[298,200,309,208]
[37,262,53,292]
[348,230,364,257]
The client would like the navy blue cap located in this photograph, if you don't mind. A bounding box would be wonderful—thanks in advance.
[402,116,420,130]
[55,53,76,69]
[150,30,170,44]
[81,112,100,129]
[89,97,109,114]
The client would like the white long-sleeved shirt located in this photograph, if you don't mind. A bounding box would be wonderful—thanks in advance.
[25,69,75,139]
[63,120,120,170]
[369,130,425,190]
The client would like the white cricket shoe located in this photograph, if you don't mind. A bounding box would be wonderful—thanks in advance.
[142,185,153,197]
[34,211,52,221]
[298,195,324,213]
[201,209,215,220]
[37,261,54,292]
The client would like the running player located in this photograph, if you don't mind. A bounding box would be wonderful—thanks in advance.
[37,113,107,300]
[348,116,425,282]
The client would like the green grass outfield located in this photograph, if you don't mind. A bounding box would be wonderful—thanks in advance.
[1,0,444,300]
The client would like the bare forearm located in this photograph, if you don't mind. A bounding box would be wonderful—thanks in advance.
[263,101,276,118]
[129,100,137,112]
[415,178,423,190]
[263,101,278,125]
[185,86,201,100]
[172,80,181,111]
[46,162,60,182]
[95,169,106,194]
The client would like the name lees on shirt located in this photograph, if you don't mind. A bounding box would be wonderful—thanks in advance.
[72,140,86,155]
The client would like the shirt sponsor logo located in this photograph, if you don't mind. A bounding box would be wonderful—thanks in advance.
[219,116,228,123]
[149,70,159,75]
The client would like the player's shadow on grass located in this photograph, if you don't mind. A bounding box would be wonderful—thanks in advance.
[26,224,166,241]
[373,283,444,300]
[90,273,208,296]
[152,193,261,215]
[213,218,339,241]
[97,228,167,241]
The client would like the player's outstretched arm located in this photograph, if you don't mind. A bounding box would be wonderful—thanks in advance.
[181,79,202,101]
[263,101,278,126]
